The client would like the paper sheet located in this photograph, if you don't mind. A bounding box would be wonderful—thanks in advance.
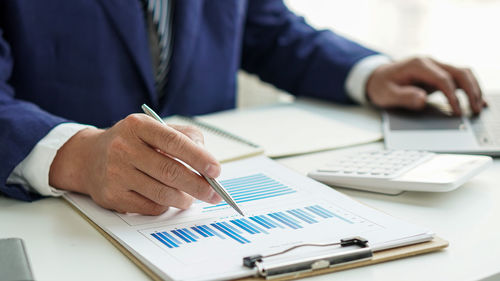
[65,156,432,281]
[197,103,382,157]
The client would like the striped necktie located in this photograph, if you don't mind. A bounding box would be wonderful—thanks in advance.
[143,0,174,96]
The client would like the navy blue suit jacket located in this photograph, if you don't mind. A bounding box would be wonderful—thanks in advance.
[0,0,377,200]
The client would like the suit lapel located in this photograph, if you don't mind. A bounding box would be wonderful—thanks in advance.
[96,0,157,106]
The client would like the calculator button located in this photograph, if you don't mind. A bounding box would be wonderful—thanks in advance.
[316,149,434,180]
[370,169,384,175]
[318,167,342,173]
[356,169,370,174]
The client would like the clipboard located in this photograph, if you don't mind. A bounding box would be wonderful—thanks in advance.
[65,199,448,281]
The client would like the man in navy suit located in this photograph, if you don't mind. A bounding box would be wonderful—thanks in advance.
[0,0,485,214]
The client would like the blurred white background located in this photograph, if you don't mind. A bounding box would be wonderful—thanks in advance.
[237,0,500,107]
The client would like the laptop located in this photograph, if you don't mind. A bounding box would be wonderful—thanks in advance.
[383,94,500,156]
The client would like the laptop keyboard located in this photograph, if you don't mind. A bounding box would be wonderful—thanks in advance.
[471,95,500,147]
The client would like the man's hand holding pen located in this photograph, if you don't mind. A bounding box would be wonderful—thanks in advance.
[49,114,222,215]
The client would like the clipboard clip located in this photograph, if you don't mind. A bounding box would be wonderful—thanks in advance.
[243,237,372,279]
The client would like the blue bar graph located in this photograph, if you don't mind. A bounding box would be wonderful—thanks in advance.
[172,229,192,243]
[200,225,225,239]
[313,205,353,224]
[242,218,268,234]
[221,221,242,234]
[204,174,296,209]
[191,226,208,237]
[260,215,283,228]
[152,233,174,248]
[295,209,316,221]
[162,231,182,245]
[249,216,271,229]
[212,223,250,244]
[305,206,329,218]
[230,219,256,234]
[150,204,357,249]
[268,213,300,229]
[183,228,199,239]
[287,209,316,224]
[179,229,196,242]
[195,226,213,237]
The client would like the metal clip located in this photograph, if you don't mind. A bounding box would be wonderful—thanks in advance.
[243,236,372,279]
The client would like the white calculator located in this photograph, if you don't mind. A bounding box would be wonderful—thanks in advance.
[308,150,492,195]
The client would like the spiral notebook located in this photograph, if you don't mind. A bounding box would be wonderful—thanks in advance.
[197,101,382,157]
[164,116,264,163]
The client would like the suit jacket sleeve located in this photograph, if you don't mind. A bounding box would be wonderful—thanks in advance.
[241,0,379,103]
[0,28,68,201]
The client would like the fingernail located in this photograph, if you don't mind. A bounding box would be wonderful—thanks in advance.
[209,191,222,204]
[205,163,220,178]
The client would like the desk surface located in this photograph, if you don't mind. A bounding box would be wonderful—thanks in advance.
[1,141,499,281]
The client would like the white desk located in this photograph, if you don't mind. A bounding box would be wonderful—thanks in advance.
[2,92,500,281]
[1,141,499,281]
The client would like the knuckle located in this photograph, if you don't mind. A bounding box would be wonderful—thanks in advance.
[162,129,185,150]
[101,188,117,205]
[122,114,145,133]
[462,67,472,74]
[124,113,144,126]
[185,125,202,136]
[437,73,453,86]
[108,137,128,154]
[411,57,428,66]
[105,165,121,181]
[160,160,181,184]
[154,186,171,205]
[184,125,204,141]
[106,138,130,164]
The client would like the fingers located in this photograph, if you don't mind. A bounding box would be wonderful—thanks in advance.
[169,124,205,145]
[132,140,222,204]
[112,190,169,216]
[128,169,195,209]
[431,59,485,114]
[390,85,427,110]
[127,114,221,178]
[407,58,461,115]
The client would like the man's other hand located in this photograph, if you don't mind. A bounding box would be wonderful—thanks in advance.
[49,114,222,215]
[366,57,487,115]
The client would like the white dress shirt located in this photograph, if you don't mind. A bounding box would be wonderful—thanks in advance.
[6,54,390,196]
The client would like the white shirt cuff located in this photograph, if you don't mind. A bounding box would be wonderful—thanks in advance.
[345,55,392,104]
[6,123,95,197]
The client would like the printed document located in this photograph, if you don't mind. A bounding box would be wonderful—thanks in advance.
[65,156,432,281]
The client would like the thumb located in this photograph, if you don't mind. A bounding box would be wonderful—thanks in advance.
[392,85,427,110]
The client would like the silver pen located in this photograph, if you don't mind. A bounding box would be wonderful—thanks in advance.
[141,104,244,216]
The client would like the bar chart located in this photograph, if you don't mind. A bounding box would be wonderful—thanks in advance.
[148,204,364,249]
[203,173,296,210]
